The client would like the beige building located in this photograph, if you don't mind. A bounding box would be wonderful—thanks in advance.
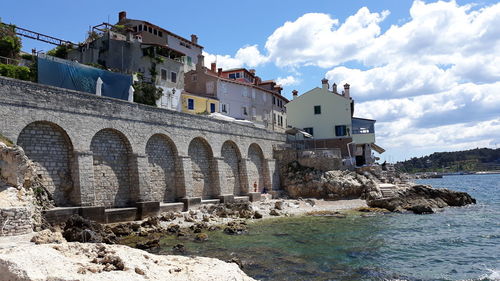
[285,79,383,166]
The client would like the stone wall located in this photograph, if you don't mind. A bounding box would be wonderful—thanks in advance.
[17,122,74,206]
[0,207,32,236]
[0,76,286,207]
[220,141,243,195]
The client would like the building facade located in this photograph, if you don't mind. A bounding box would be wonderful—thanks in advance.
[285,79,382,166]
[181,91,219,114]
[184,57,288,132]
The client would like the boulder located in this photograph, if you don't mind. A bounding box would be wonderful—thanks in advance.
[136,238,160,250]
[62,215,116,244]
[194,233,209,242]
[30,229,66,244]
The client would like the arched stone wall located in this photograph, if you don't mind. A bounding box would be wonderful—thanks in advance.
[188,137,216,199]
[145,134,178,202]
[247,143,266,192]
[17,121,74,206]
[90,128,134,207]
[220,141,243,195]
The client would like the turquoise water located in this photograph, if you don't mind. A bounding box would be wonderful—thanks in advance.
[157,174,500,280]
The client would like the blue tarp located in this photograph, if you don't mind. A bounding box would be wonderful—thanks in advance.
[37,54,132,100]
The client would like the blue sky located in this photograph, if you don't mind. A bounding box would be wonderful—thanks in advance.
[2,0,499,162]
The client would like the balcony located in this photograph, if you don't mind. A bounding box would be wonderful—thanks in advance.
[352,117,375,144]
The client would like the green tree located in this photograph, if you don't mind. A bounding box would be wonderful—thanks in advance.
[47,44,73,59]
[0,22,22,59]
[133,81,163,106]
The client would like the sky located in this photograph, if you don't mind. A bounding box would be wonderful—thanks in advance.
[2,0,499,162]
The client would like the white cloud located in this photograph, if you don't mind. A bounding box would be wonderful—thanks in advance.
[203,45,268,70]
[276,75,300,87]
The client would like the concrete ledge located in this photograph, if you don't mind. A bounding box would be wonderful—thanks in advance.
[180,197,202,211]
[247,192,262,202]
[218,195,234,203]
[43,207,80,225]
[136,201,160,220]
[106,207,137,223]
[201,199,220,205]
[159,202,184,213]
[79,206,106,223]
[233,196,249,203]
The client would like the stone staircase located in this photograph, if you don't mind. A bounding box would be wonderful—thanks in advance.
[378,183,397,198]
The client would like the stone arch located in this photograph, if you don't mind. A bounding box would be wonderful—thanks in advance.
[247,143,267,192]
[145,134,178,202]
[90,128,134,207]
[220,140,243,196]
[188,137,216,199]
[17,121,75,206]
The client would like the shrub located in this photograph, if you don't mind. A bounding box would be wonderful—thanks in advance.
[0,22,21,59]
[133,81,163,106]
[0,63,31,80]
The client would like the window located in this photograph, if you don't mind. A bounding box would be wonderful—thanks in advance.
[133,26,137,32]
[221,104,227,113]
[153,29,158,35]
[191,74,197,82]
[210,103,216,113]
[161,69,167,81]
[272,96,276,105]
[158,31,163,37]
[263,92,267,102]
[138,25,142,31]
[187,98,194,110]
[148,26,152,33]
[242,106,248,115]
[273,113,277,124]
[314,105,321,115]
[304,127,314,136]
[335,125,347,137]
[228,73,241,79]
[187,56,192,66]
[171,71,177,83]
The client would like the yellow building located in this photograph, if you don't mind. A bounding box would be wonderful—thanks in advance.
[181,92,219,114]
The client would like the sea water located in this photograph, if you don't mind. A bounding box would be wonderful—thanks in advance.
[157,174,499,281]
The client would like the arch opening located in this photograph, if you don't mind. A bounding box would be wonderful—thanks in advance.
[188,137,216,199]
[146,134,178,202]
[247,143,267,192]
[221,141,243,196]
[90,128,134,207]
[17,121,75,206]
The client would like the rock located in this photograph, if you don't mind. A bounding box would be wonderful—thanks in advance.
[223,221,247,235]
[190,222,208,233]
[172,243,186,254]
[141,217,160,228]
[136,238,160,250]
[159,212,176,221]
[194,233,209,242]
[253,211,263,219]
[239,209,254,219]
[367,184,476,214]
[305,199,315,207]
[184,214,195,222]
[269,209,280,216]
[135,267,145,275]
[62,215,117,244]
[110,223,133,236]
[274,201,284,210]
[228,257,243,269]
[166,224,180,233]
[30,229,66,244]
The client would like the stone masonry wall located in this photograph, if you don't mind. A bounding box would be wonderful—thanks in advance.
[146,135,177,202]
[17,122,74,206]
[0,207,32,236]
[248,144,266,192]
[220,141,242,195]
[90,129,134,207]
[189,138,216,199]
[0,76,286,207]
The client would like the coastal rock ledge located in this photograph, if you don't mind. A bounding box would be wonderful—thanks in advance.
[0,242,255,281]
[367,184,476,214]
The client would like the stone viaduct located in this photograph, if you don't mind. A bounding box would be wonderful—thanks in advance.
[0,77,285,216]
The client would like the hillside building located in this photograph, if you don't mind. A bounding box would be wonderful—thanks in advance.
[185,56,288,132]
[285,79,384,166]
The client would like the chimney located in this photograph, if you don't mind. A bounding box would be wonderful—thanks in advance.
[343,83,350,98]
[118,11,127,22]
[217,68,222,76]
[249,69,256,75]
[191,34,198,44]
[332,83,338,94]
[321,78,329,90]
[211,62,216,72]
[196,54,204,70]
[292,90,298,100]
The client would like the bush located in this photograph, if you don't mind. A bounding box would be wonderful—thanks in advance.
[47,44,73,59]
[133,81,163,106]
[0,63,31,80]
[0,22,21,59]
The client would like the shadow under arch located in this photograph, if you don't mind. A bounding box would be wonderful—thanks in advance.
[188,137,217,199]
[17,120,75,206]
